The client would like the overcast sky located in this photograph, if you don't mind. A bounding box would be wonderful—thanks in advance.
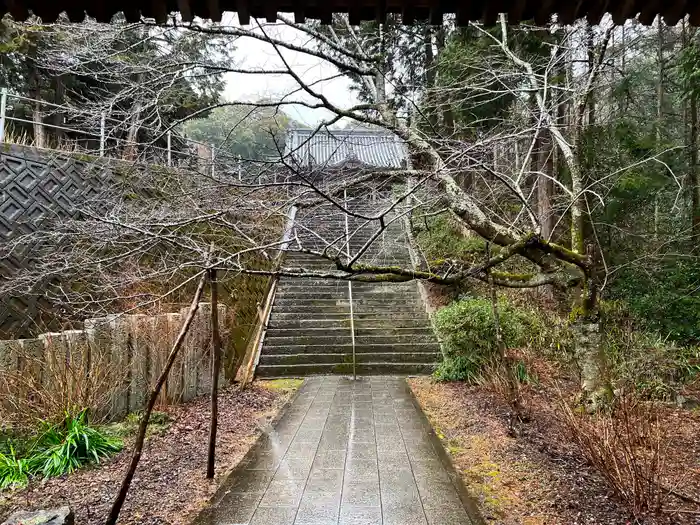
[220,16,358,126]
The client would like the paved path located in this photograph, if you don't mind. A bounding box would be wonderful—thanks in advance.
[195,376,480,525]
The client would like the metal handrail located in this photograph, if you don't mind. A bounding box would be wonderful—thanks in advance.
[237,204,298,385]
[344,189,357,380]
[0,87,247,169]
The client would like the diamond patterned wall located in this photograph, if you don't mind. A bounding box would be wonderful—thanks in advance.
[0,144,114,337]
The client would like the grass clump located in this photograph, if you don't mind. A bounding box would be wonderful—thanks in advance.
[0,409,122,490]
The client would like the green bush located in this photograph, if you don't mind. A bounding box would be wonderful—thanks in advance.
[0,409,122,490]
[414,214,486,262]
[433,297,545,381]
[608,261,700,345]
[606,327,700,400]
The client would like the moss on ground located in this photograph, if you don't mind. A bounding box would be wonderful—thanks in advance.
[258,378,304,393]
[102,410,172,439]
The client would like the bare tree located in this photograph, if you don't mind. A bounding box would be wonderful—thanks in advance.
[2,14,689,411]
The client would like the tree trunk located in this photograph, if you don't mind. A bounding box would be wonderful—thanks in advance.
[655,16,665,240]
[105,272,207,525]
[424,26,438,129]
[52,74,65,145]
[124,100,142,160]
[572,320,611,411]
[29,63,45,149]
[536,130,554,239]
[206,269,222,479]
[692,89,700,239]
[586,22,596,126]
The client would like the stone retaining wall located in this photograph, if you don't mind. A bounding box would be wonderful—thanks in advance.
[0,302,225,422]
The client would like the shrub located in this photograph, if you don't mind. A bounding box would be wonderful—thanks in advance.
[0,409,122,490]
[606,327,700,401]
[414,214,485,262]
[38,409,123,478]
[433,297,545,382]
[0,336,125,429]
[559,393,668,517]
[608,261,700,345]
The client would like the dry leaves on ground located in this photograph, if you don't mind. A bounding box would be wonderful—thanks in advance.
[409,376,700,525]
[0,380,299,525]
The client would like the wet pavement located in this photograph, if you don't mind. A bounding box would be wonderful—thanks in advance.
[194,376,480,525]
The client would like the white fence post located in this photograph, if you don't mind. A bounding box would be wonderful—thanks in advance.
[167,131,172,167]
[0,88,7,143]
[99,112,106,157]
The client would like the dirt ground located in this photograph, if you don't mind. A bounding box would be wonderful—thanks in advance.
[0,380,300,525]
[409,372,700,525]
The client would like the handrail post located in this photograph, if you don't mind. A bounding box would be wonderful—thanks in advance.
[344,189,356,380]
[1,88,8,143]
[210,143,215,177]
[99,112,105,157]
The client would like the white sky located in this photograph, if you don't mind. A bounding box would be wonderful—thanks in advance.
[220,15,358,126]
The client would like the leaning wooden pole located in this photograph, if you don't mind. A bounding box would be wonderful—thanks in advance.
[206,268,222,479]
[105,271,208,525]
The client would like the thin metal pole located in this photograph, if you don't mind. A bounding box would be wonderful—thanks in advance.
[99,112,106,157]
[237,154,242,181]
[167,131,172,167]
[0,88,7,143]
[344,189,356,380]
[210,144,215,177]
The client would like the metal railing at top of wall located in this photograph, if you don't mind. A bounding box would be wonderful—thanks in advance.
[0,87,247,178]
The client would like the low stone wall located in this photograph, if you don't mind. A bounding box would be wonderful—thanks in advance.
[0,302,225,422]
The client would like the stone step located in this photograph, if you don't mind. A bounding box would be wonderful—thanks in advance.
[284,253,338,258]
[272,304,425,314]
[276,283,348,289]
[269,311,350,320]
[264,333,438,346]
[268,311,429,320]
[268,318,432,329]
[261,343,440,355]
[283,256,338,262]
[273,297,423,307]
[259,352,442,366]
[276,279,350,287]
[349,282,417,288]
[277,283,415,290]
[283,261,338,267]
[283,253,339,256]
[265,326,436,338]
[274,293,417,302]
[255,362,437,377]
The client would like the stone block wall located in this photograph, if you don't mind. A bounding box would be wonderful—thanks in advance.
[0,302,226,422]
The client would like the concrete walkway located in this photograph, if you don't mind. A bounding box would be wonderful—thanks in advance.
[194,376,481,525]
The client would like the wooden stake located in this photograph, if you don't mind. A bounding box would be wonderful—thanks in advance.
[105,271,208,525]
[206,268,222,479]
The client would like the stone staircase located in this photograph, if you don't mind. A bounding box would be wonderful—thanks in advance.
[255,199,441,377]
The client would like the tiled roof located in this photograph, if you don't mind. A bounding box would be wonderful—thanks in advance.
[3,0,696,26]
[285,128,408,169]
